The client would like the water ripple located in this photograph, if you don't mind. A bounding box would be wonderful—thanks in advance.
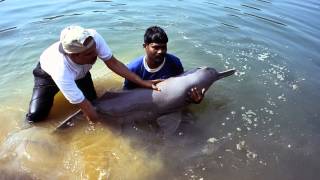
[0,26,17,33]
[243,13,287,26]
[241,4,261,11]
[93,0,112,2]
[256,0,271,3]
[43,15,65,20]
[221,23,239,29]
[224,6,241,11]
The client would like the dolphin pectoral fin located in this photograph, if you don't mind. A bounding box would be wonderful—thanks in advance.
[218,69,236,79]
[156,112,182,137]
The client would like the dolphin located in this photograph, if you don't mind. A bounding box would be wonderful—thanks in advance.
[56,67,235,134]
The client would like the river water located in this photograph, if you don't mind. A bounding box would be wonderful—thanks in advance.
[0,0,319,179]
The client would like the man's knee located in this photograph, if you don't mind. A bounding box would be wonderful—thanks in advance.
[25,109,50,123]
[26,91,56,123]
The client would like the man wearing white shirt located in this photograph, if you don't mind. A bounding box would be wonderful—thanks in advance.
[26,25,160,123]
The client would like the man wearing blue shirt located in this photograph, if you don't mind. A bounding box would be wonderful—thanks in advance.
[124,26,204,103]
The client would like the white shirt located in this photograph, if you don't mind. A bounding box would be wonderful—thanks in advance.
[39,29,112,104]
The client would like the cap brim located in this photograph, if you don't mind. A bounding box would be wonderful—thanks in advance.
[59,35,95,54]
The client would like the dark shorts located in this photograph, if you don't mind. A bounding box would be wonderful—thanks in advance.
[25,63,97,122]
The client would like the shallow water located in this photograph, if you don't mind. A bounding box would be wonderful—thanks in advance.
[0,0,319,179]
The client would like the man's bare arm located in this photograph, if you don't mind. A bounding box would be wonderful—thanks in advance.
[104,56,161,90]
[78,99,99,123]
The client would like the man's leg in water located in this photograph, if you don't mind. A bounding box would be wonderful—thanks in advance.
[26,63,59,122]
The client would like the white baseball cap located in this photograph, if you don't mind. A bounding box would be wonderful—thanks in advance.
[59,25,94,54]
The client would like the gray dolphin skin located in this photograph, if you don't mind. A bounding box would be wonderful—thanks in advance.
[56,67,235,133]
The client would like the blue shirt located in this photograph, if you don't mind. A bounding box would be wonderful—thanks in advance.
[124,53,184,89]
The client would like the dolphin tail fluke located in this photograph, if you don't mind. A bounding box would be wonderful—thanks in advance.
[217,69,236,79]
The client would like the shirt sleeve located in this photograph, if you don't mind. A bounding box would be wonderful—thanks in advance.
[52,72,85,104]
[123,57,143,89]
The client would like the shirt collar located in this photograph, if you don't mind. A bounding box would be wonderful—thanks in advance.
[143,56,166,73]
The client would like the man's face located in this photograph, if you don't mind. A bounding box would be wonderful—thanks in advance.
[144,42,167,65]
[69,39,97,65]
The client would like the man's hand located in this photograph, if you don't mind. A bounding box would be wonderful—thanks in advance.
[138,79,163,91]
[78,99,100,123]
[148,79,163,91]
[187,87,205,104]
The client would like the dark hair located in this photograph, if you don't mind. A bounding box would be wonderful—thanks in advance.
[144,26,168,44]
